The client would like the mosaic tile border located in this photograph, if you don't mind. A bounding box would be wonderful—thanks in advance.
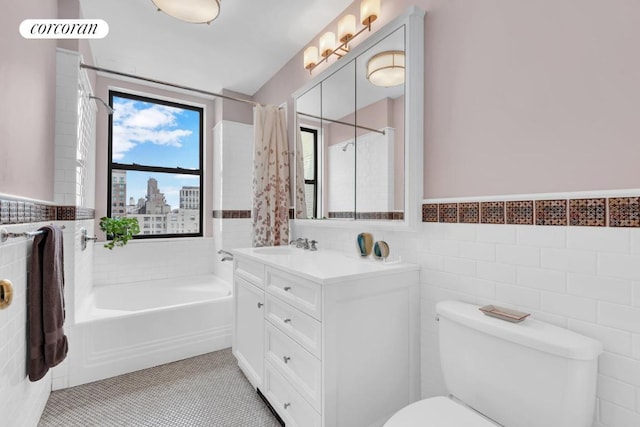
[0,197,95,225]
[212,210,252,219]
[422,196,640,227]
[328,211,404,220]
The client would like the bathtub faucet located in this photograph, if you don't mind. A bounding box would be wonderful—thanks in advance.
[218,249,234,262]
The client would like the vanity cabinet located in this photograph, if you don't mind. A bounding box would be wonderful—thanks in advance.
[232,247,420,427]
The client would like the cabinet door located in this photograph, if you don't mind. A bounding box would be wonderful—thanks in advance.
[233,276,265,389]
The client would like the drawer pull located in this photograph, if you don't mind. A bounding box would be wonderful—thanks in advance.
[257,302,264,308]
[284,402,291,410]
[283,356,291,364]
[283,286,292,291]
[283,318,291,323]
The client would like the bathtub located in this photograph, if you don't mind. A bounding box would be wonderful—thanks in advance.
[67,274,232,387]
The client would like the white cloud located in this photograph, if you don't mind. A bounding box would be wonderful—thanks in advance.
[112,99,193,159]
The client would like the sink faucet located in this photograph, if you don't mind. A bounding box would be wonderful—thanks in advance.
[290,238,310,249]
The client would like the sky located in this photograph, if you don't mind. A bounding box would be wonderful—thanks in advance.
[111,95,201,209]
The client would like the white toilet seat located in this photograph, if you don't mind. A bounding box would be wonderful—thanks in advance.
[384,396,498,427]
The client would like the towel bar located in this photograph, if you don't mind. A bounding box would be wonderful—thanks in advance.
[0,225,66,242]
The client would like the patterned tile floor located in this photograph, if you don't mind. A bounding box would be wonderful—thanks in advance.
[39,348,282,427]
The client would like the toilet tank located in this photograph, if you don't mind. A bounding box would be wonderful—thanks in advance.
[436,301,602,427]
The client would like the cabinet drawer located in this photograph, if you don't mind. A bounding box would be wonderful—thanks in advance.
[265,294,322,358]
[265,323,321,411]
[264,361,321,427]
[234,257,264,287]
[266,267,322,320]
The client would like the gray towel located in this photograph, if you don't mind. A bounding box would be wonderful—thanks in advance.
[28,224,68,382]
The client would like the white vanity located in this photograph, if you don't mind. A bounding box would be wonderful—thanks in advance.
[232,246,420,427]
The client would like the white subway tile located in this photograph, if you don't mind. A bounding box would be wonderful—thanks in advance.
[597,375,636,410]
[459,241,495,262]
[541,248,597,275]
[458,276,495,299]
[634,283,640,308]
[494,283,541,309]
[599,303,640,334]
[568,319,633,357]
[599,253,640,281]
[477,261,517,284]
[567,227,630,253]
[443,256,476,276]
[528,308,568,327]
[496,244,540,267]
[440,223,475,241]
[634,335,640,360]
[517,225,566,248]
[421,283,477,305]
[517,266,567,293]
[476,224,516,244]
[429,239,459,257]
[599,352,640,386]
[599,400,640,427]
[542,291,598,322]
[631,230,640,255]
[568,273,632,305]
[418,253,443,271]
[421,269,459,289]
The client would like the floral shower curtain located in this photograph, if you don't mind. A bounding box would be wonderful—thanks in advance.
[252,105,290,247]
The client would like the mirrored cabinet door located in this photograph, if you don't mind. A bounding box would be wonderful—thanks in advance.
[355,26,406,221]
[322,61,356,220]
[296,84,322,219]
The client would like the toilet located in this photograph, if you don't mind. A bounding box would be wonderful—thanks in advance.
[385,300,603,427]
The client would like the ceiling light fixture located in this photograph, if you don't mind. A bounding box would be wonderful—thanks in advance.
[366,50,405,87]
[304,0,381,72]
[152,0,221,25]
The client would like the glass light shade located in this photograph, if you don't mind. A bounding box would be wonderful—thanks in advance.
[319,32,336,58]
[304,46,319,70]
[338,14,357,43]
[360,0,380,26]
[366,50,405,87]
[152,0,220,24]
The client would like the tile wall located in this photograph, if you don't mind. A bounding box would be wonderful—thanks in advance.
[292,189,640,427]
[0,221,74,427]
[212,120,254,282]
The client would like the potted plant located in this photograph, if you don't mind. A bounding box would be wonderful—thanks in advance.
[99,216,140,250]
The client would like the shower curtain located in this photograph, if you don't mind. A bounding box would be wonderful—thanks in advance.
[252,105,290,247]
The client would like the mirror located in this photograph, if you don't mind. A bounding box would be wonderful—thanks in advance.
[294,7,424,228]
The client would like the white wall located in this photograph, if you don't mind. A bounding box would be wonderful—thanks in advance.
[292,194,640,427]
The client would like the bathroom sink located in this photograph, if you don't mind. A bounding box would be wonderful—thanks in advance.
[253,247,297,255]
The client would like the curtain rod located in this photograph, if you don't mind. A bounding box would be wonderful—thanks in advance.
[80,63,262,108]
[297,112,386,135]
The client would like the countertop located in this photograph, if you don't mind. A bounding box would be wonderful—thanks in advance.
[232,246,419,284]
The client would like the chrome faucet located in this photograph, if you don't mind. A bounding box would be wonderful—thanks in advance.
[290,238,310,249]
[218,249,234,262]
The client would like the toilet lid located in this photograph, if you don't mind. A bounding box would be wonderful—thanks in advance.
[384,396,498,427]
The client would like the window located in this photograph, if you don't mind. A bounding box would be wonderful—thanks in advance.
[300,127,318,218]
[108,91,203,238]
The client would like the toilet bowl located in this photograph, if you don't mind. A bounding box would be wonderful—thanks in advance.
[384,300,603,427]
[385,396,497,427]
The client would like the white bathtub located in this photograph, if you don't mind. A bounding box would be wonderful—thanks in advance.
[68,274,232,387]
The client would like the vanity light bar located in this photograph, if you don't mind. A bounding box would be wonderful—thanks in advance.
[304,0,381,73]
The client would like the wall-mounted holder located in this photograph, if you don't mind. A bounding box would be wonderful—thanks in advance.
[0,279,13,309]
[81,228,98,251]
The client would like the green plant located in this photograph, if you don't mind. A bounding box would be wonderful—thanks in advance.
[99,216,140,250]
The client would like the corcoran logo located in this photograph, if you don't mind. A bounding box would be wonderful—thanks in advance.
[19,19,109,39]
